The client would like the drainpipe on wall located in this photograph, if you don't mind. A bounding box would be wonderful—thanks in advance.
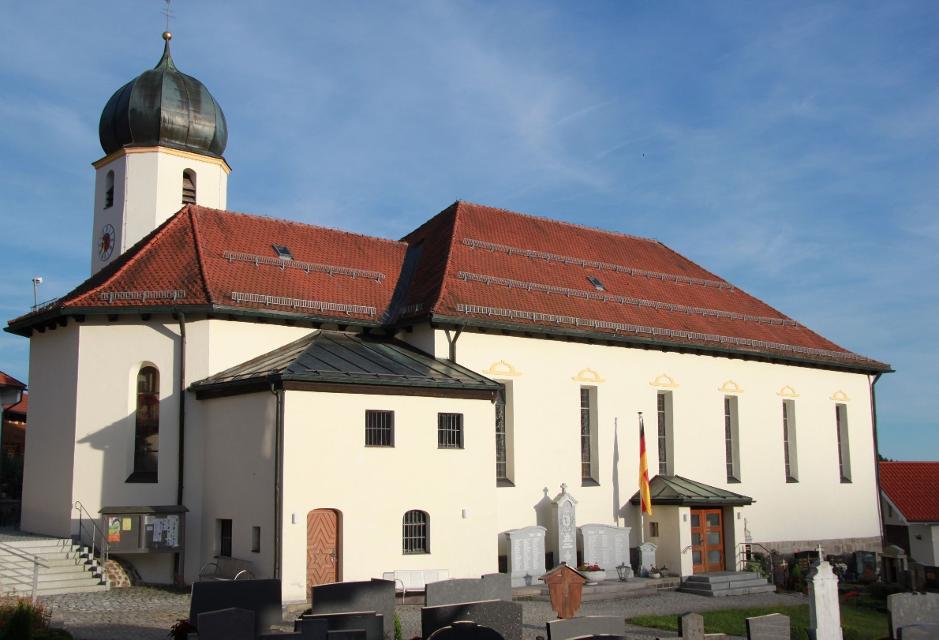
[869,372,886,555]
[174,312,187,586]
[270,382,284,580]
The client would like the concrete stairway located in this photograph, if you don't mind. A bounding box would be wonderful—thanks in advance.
[679,571,775,597]
[0,535,108,596]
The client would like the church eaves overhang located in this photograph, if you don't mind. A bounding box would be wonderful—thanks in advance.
[628,475,754,508]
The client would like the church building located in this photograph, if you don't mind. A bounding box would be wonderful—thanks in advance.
[6,34,890,602]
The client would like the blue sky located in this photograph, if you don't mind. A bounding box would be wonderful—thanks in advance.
[1,2,936,459]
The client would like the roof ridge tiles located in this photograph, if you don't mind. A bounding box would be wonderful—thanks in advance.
[433,202,466,314]
[187,205,216,305]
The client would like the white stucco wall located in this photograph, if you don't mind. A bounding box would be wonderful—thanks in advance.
[908,524,939,566]
[279,390,498,602]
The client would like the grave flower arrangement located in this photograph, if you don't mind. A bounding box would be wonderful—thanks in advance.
[577,562,603,572]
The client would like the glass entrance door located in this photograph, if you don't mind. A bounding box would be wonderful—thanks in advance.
[691,508,724,573]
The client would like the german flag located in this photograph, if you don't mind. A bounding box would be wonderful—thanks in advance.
[638,412,653,516]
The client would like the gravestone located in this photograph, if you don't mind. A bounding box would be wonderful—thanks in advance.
[551,485,578,568]
[310,579,395,640]
[197,607,255,640]
[422,599,523,640]
[504,526,547,587]
[294,617,330,640]
[888,593,939,639]
[897,624,939,640]
[679,613,703,640]
[808,555,843,640]
[425,573,512,606]
[746,613,790,640]
[259,634,303,639]
[190,578,283,635]
[546,616,625,640]
[638,542,657,576]
[428,621,506,640]
[326,631,368,640]
[580,524,631,579]
[301,611,383,640]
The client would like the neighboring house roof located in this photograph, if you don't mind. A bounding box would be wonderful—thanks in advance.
[629,475,754,507]
[880,461,939,523]
[6,201,889,373]
[191,330,501,399]
[0,372,25,390]
[2,392,27,419]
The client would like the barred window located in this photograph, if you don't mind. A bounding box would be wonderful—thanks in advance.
[365,410,394,447]
[402,510,429,554]
[438,413,463,449]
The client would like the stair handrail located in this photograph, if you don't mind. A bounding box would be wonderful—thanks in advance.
[737,542,777,580]
[73,500,110,580]
[0,540,49,603]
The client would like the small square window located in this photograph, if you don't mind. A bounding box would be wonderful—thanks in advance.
[649,522,660,538]
[272,244,293,260]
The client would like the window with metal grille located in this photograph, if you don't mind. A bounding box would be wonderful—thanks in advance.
[724,395,741,482]
[782,400,799,482]
[365,410,394,447]
[835,404,851,483]
[130,365,159,482]
[182,169,196,204]
[657,391,673,476]
[104,170,114,208]
[437,413,463,449]
[402,510,429,554]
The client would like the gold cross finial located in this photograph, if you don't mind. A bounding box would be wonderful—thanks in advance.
[162,0,174,32]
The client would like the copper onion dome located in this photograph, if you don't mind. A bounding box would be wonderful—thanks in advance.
[98,33,227,157]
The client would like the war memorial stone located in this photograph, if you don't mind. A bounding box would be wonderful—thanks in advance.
[504,526,547,587]
[546,616,625,640]
[551,485,578,568]
[425,573,512,606]
[637,542,657,576]
[746,614,790,640]
[310,579,395,640]
[421,599,523,640]
[580,524,630,579]
[190,578,283,636]
[197,607,256,640]
[888,593,939,639]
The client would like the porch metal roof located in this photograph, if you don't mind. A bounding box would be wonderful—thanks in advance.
[629,475,754,507]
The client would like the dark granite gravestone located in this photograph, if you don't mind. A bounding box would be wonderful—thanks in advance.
[898,625,939,640]
[294,617,330,640]
[190,579,283,635]
[258,634,302,639]
[422,599,523,640]
[311,579,395,640]
[679,613,703,640]
[425,574,512,607]
[327,630,368,640]
[301,611,383,640]
[889,593,939,639]
[428,620,506,640]
[746,613,790,640]
[197,607,256,640]
[546,615,625,640]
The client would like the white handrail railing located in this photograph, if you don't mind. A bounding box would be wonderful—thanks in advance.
[0,540,49,603]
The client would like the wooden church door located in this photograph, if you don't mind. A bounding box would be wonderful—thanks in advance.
[691,508,725,573]
[306,509,340,595]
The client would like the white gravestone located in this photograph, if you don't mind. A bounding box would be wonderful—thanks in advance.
[638,542,657,576]
[808,548,843,640]
[580,524,631,579]
[551,484,578,568]
[504,526,547,587]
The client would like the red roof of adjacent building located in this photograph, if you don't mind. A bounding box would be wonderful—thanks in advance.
[880,461,939,523]
[0,372,25,390]
[2,391,27,417]
[6,201,889,372]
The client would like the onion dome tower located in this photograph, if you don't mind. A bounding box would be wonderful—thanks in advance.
[90,32,231,275]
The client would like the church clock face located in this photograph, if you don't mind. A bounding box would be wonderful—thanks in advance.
[98,223,115,261]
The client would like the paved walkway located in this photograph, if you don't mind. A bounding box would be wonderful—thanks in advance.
[41,586,806,640]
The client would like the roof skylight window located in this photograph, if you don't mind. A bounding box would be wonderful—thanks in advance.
[272,244,293,260]
[587,276,605,291]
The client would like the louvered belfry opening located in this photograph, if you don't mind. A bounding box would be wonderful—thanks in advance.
[182,170,196,204]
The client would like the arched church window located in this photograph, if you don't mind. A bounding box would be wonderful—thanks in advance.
[104,170,114,209]
[402,510,429,554]
[131,366,159,482]
[182,170,197,204]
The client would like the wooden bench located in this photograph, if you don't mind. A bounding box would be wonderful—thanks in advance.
[198,556,256,581]
[382,569,449,598]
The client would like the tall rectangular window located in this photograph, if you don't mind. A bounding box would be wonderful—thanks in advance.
[657,391,674,476]
[438,413,464,449]
[495,383,514,485]
[724,395,741,482]
[251,526,261,553]
[835,404,852,483]
[218,519,232,557]
[782,400,799,482]
[580,387,598,484]
[365,410,394,447]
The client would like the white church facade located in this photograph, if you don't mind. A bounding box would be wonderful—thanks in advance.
[7,34,890,603]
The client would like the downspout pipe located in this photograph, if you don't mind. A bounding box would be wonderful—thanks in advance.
[869,372,886,555]
[174,311,187,586]
[270,381,284,580]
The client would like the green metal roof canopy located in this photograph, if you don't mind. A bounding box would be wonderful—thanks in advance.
[191,330,501,400]
[629,475,754,507]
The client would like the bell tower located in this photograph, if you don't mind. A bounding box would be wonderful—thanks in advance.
[91,32,230,274]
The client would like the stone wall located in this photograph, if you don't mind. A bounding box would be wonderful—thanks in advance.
[104,555,140,588]
[752,536,881,557]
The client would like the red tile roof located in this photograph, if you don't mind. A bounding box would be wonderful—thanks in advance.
[880,461,939,522]
[7,201,888,372]
[0,372,25,390]
[3,391,27,416]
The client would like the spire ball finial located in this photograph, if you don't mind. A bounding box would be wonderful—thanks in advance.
[163,31,172,41]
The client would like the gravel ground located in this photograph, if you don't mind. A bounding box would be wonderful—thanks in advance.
[40,586,807,640]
